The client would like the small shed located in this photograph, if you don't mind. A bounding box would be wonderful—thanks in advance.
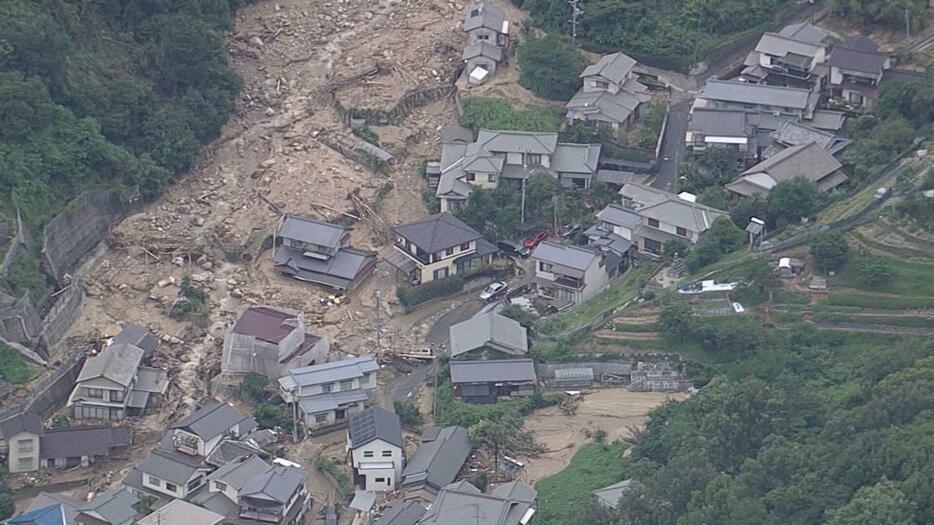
[553,367,594,388]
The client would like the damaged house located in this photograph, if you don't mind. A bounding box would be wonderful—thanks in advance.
[463,2,509,84]
[222,305,330,379]
[68,342,168,421]
[273,215,377,292]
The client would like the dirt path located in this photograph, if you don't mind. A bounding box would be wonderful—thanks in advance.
[520,390,688,484]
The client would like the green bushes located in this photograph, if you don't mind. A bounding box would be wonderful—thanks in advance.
[0,342,36,385]
[686,217,745,273]
[460,97,563,133]
[169,276,209,320]
[396,275,465,307]
[4,250,54,311]
[394,400,424,428]
[517,34,589,101]
[240,373,269,403]
[810,232,849,274]
[314,457,353,498]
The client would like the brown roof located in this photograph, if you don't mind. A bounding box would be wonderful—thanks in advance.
[232,306,300,344]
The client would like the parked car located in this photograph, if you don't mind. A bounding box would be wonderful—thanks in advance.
[479,281,508,301]
[497,240,531,258]
[874,187,888,199]
[523,230,548,249]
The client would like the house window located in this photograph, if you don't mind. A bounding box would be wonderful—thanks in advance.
[187,477,204,492]
[86,388,104,399]
[147,475,161,487]
[381,450,393,457]
[466,172,476,182]
[445,247,455,256]
[676,227,688,237]
[470,8,480,17]
[364,451,375,458]
[165,482,178,493]
[18,457,34,469]
[315,414,328,423]
[460,242,470,251]
[321,383,333,393]
[476,34,489,41]
[339,380,353,390]
[527,154,543,166]
[592,80,609,89]
[110,390,124,402]
[375,477,386,483]
[17,439,33,453]
[539,262,553,273]
[215,481,228,492]
[433,267,449,280]
[644,238,662,254]
[648,218,659,228]
[572,178,586,189]
[487,174,496,183]
[848,92,864,105]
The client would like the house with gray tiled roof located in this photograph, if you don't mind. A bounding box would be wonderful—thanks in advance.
[566,52,653,129]
[0,413,43,473]
[739,22,837,89]
[273,215,377,291]
[827,35,892,110]
[235,464,310,525]
[163,401,258,458]
[593,479,640,510]
[463,2,509,84]
[17,487,141,525]
[222,304,330,380]
[347,407,404,492]
[433,129,602,213]
[696,80,820,120]
[727,142,848,198]
[278,356,378,433]
[67,342,168,421]
[618,183,729,256]
[449,359,537,404]
[448,312,528,360]
[122,446,214,502]
[530,241,617,306]
[191,455,274,516]
[137,499,224,525]
[415,480,537,525]
[385,212,496,285]
[402,426,473,501]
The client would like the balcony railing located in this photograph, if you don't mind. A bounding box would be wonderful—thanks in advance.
[554,276,585,290]
[393,242,431,265]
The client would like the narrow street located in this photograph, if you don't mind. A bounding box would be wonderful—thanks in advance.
[653,99,692,192]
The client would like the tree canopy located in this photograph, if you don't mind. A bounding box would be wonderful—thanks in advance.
[517,33,589,101]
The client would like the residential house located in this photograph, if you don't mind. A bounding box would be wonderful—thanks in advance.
[463,2,509,84]
[39,425,131,470]
[222,304,330,379]
[415,480,537,525]
[433,130,602,212]
[0,413,42,473]
[740,22,837,89]
[347,407,404,492]
[566,52,653,129]
[385,213,496,285]
[373,500,428,525]
[584,203,640,266]
[73,488,141,525]
[235,464,310,525]
[163,402,258,458]
[111,323,159,358]
[16,493,84,525]
[192,456,275,516]
[67,342,168,421]
[448,313,528,360]
[593,479,639,511]
[278,356,378,432]
[136,499,225,525]
[685,108,759,166]
[727,142,848,198]
[618,183,729,255]
[122,447,213,501]
[827,35,891,110]
[401,426,472,502]
[695,80,819,120]
[273,215,377,291]
[449,359,537,404]
[530,242,614,306]
[761,119,850,159]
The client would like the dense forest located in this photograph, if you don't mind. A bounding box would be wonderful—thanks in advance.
[569,321,934,525]
[0,0,245,230]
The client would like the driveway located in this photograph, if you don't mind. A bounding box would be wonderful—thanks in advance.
[379,364,433,409]
[653,98,692,192]
[425,298,487,347]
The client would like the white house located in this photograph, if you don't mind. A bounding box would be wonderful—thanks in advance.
[347,407,404,492]
[165,402,258,458]
[530,242,613,306]
[278,356,379,433]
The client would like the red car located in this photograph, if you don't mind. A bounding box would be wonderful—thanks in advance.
[523,230,548,249]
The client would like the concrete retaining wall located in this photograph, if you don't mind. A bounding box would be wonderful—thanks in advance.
[38,282,84,350]
[0,293,42,345]
[0,211,28,277]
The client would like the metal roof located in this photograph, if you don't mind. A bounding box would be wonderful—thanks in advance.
[449,313,528,358]
[402,426,472,493]
[778,22,837,45]
[554,368,594,381]
[77,343,144,387]
[231,305,301,343]
[580,52,637,84]
[24,494,82,525]
[171,402,254,442]
[552,143,601,174]
[463,2,506,33]
[463,42,504,62]
[137,499,224,525]
[350,490,377,513]
[278,215,347,248]
[240,465,308,504]
[593,479,636,510]
[8,504,67,525]
[755,32,821,59]
[349,406,403,449]
[449,359,536,384]
[392,213,483,253]
[689,108,749,137]
[284,356,378,387]
[531,241,599,271]
[703,80,811,110]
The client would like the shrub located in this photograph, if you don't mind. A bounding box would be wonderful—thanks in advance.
[169,276,208,320]
[810,232,849,274]
[314,457,353,498]
[394,400,424,428]
[592,428,608,443]
[460,97,562,133]
[396,275,465,307]
[240,372,269,403]
[0,342,35,385]
[254,399,293,433]
[500,303,537,328]
[657,304,695,340]
[517,34,588,100]
[852,251,893,286]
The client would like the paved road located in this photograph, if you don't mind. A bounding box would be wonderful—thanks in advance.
[653,99,692,192]
[380,363,433,408]
[425,298,486,347]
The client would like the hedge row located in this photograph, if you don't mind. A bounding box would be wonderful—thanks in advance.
[397,275,465,307]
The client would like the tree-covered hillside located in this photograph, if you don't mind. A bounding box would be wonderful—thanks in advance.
[0,0,245,229]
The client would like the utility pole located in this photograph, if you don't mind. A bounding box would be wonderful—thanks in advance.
[568,0,581,45]
[375,289,382,355]
[905,3,911,39]
[520,149,528,224]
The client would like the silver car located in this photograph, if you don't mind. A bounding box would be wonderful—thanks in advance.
[479,281,508,301]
